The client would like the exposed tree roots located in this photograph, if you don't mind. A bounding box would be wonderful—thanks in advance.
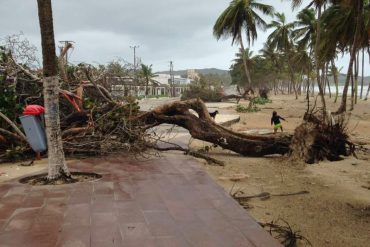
[290,112,355,164]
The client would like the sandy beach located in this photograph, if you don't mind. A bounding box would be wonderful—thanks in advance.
[0,94,369,246]
[191,94,370,247]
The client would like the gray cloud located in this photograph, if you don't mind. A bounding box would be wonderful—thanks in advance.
[0,0,360,74]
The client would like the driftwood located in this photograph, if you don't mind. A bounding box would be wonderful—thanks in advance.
[136,98,292,157]
[235,190,309,200]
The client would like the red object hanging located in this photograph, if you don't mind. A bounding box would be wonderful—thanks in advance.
[23,105,45,116]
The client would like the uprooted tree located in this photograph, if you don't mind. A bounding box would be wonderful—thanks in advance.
[0,43,356,165]
[135,99,292,156]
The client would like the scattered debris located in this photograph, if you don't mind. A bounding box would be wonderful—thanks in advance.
[218,173,250,182]
[19,160,34,166]
[259,219,312,247]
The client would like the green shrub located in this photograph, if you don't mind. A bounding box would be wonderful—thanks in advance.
[181,85,223,102]
[251,97,272,105]
[236,104,260,113]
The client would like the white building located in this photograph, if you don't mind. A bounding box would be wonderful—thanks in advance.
[154,73,191,86]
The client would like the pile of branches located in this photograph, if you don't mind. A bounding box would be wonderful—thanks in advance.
[0,45,152,161]
[61,100,148,156]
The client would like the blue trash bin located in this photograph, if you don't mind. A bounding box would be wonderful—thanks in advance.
[19,114,47,153]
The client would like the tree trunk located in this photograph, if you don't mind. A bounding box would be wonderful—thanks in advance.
[58,42,73,85]
[145,79,149,97]
[37,0,70,179]
[325,63,331,98]
[239,32,252,88]
[43,76,70,178]
[288,64,298,99]
[314,6,327,115]
[136,99,292,156]
[365,81,370,100]
[337,0,362,113]
[311,79,315,97]
[331,59,339,103]
[360,48,365,99]
[306,71,310,111]
[354,51,359,104]
[350,68,355,111]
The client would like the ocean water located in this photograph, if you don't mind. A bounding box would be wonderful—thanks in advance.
[313,85,370,96]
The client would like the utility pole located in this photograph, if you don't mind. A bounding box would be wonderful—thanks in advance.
[169,61,174,97]
[130,45,139,82]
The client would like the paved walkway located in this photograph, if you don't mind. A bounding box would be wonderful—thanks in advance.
[0,154,281,247]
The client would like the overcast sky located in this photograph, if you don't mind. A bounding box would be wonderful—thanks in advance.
[0,0,365,75]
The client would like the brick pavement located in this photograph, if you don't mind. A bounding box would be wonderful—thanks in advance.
[0,154,281,247]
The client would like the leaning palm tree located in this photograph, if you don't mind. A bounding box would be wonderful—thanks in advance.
[213,0,274,89]
[292,8,317,103]
[37,0,70,180]
[320,0,366,113]
[289,0,332,114]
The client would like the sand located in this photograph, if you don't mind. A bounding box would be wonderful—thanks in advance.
[1,94,369,246]
[192,94,370,247]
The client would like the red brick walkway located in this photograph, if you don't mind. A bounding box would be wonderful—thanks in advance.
[0,154,281,247]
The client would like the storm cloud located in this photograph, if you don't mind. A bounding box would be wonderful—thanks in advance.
[0,0,354,73]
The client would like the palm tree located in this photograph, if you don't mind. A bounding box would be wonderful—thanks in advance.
[37,0,70,179]
[321,0,366,113]
[260,44,282,94]
[290,0,332,114]
[293,8,317,50]
[140,64,157,97]
[292,8,317,103]
[267,13,299,99]
[213,0,274,89]
[230,48,255,90]
[360,48,365,99]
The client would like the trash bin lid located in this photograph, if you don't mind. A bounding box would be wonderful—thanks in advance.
[23,105,45,116]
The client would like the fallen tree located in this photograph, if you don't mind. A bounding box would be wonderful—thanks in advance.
[0,45,357,164]
[136,98,292,156]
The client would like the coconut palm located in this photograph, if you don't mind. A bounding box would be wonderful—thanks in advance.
[267,13,299,99]
[267,13,295,53]
[213,0,274,88]
[289,0,332,113]
[260,43,285,94]
[292,8,318,102]
[230,48,255,89]
[293,8,316,50]
[320,0,367,113]
[140,64,157,97]
[37,0,70,180]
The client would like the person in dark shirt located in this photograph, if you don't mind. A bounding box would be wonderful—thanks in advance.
[271,111,286,133]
